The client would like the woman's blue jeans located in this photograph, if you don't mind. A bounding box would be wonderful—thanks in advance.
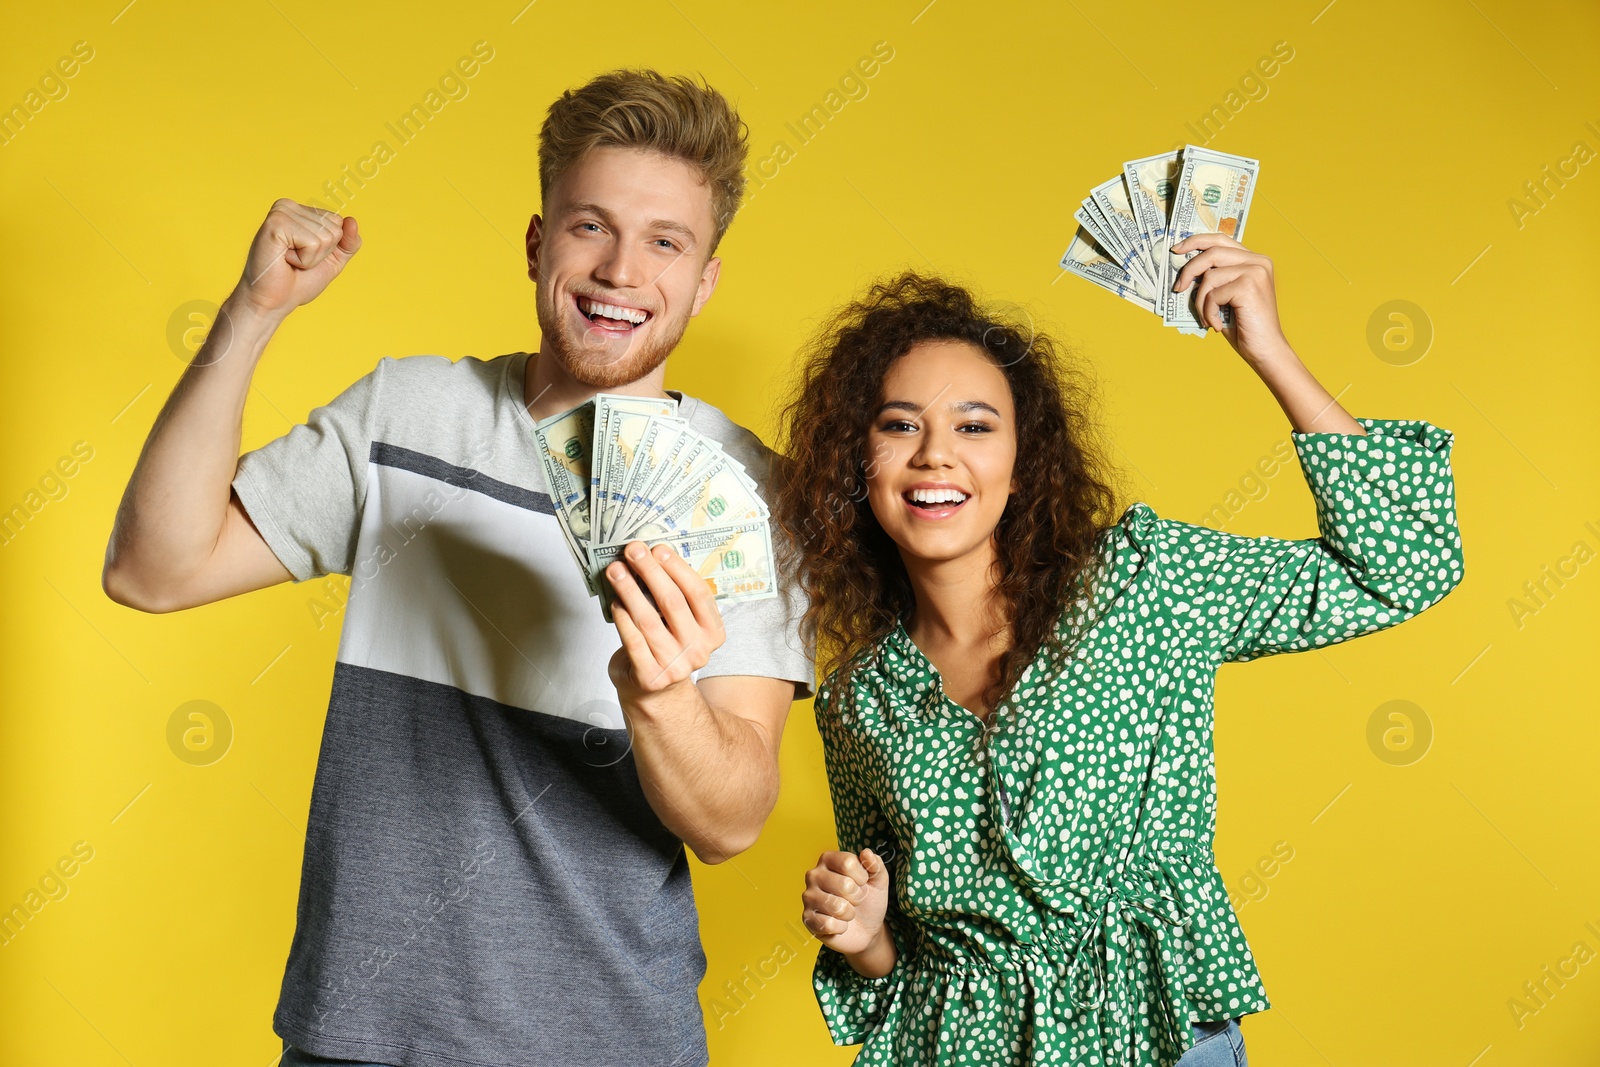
[1176,1017,1249,1066]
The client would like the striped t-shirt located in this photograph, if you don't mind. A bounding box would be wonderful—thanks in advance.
[232,350,815,1067]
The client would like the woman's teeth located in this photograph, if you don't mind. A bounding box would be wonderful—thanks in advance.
[906,488,969,508]
[579,296,649,327]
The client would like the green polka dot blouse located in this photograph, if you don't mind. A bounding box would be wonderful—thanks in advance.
[811,418,1465,1067]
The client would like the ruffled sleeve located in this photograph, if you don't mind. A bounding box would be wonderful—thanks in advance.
[1153,417,1466,663]
[810,675,916,1044]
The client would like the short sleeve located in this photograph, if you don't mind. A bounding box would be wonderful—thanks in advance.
[1157,417,1465,663]
[231,357,386,584]
[811,676,915,1044]
[696,465,818,699]
[697,571,816,698]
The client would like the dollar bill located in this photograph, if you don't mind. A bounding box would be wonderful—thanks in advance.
[1058,145,1260,340]
[1077,197,1128,263]
[592,520,778,622]
[614,422,760,539]
[1059,226,1157,313]
[532,400,599,594]
[612,417,686,536]
[1074,204,1155,296]
[590,394,678,544]
[1122,150,1181,291]
[533,401,595,537]
[622,457,769,540]
[528,391,779,617]
[1163,145,1260,333]
[1089,175,1160,294]
[619,430,699,535]
[600,408,663,542]
[620,434,716,535]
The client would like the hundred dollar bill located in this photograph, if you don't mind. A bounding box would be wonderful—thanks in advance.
[619,433,716,535]
[1077,195,1144,293]
[1086,194,1160,297]
[1089,175,1160,295]
[1059,226,1157,313]
[533,401,595,538]
[531,400,599,594]
[613,421,763,541]
[624,457,769,540]
[611,416,686,538]
[591,401,623,542]
[1078,197,1130,263]
[609,411,692,542]
[1074,203,1154,296]
[624,421,759,532]
[532,392,781,619]
[592,520,778,621]
[1163,145,1260,334]
[599,409,655,543]
[590,393,678,543]
[1122,150,1181,292]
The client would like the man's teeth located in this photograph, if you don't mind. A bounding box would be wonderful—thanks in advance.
[908,488,969,505]
[579,297,649,324]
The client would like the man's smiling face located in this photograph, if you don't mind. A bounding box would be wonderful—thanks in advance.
[526,145,723,389]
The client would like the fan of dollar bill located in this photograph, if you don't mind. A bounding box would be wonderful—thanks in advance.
[532,393,778,620]
[1060,144,1259,337]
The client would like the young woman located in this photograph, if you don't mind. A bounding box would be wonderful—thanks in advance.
[774,233,1464,1067]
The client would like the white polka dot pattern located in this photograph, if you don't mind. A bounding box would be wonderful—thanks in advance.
[810,418,1465,1066]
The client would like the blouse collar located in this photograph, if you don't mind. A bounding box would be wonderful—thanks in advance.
[874,618,942,702]
[873,615,1045,720]
[868,516,1154,715]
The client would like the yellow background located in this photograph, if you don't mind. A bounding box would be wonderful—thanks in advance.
[2,1,1596,1064]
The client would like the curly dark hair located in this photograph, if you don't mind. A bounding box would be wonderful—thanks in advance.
[772,271,1123,714]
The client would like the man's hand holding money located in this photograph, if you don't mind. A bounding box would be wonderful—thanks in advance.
[605,539,728,708]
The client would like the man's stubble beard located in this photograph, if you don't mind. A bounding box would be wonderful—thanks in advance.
[534,285,692,390]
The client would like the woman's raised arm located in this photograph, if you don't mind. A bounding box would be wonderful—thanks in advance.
[1172,231,1364,436]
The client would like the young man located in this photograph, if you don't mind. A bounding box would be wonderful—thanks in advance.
[102,70,813,1067]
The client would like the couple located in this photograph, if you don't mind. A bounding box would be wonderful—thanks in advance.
[103,68,1463,1067]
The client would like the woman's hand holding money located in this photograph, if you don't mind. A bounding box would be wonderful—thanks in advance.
[1170,232,1291,367]
[1171,233,1364,435]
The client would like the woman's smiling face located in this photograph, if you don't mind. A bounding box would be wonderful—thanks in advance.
[864,339,1018,566]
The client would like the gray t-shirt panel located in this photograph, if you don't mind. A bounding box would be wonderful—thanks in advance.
[231,351,816,1067]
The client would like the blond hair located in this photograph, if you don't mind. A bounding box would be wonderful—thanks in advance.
[539,69,749,254]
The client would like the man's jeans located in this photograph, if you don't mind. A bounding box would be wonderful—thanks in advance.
[283,1017,1247,1066]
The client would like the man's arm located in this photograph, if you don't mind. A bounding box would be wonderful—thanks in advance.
[102,200,361,612]
[604,541,798,864]
[628,674,793,864]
